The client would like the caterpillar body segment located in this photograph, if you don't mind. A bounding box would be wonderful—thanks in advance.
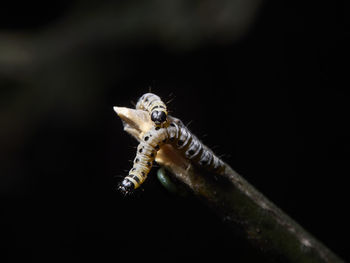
[136,93,168,126]
[169,122,225,170]
[119,120,225,193]
[119,126,168,193]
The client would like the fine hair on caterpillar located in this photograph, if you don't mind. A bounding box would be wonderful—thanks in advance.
[118,93,225,194]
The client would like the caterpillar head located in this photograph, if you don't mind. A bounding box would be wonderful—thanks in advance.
[151,110,167,126]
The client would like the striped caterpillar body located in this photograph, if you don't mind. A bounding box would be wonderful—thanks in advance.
[119,117,225,193]
[136,93,168,126]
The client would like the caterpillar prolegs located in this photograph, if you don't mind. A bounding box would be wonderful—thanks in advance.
[119,93,225,194]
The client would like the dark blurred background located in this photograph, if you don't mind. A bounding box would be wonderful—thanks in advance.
[0,0,349,262]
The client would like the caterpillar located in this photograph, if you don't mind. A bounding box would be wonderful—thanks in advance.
[136,93,168,126]
[119,116,225,193]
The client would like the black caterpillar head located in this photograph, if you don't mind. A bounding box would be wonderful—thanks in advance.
[151,110,167,125]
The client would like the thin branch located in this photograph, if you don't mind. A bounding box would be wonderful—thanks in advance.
[114,106,344,263]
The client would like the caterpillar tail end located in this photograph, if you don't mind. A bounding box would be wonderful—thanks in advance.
[118,178,135,194]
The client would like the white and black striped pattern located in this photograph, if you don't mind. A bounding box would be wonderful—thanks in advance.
[136,93,168,126]
[119,116,225,193]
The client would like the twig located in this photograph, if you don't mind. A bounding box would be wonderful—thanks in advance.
[114,106,344,263]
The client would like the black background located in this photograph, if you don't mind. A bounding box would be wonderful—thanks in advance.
[1,1,349,262]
